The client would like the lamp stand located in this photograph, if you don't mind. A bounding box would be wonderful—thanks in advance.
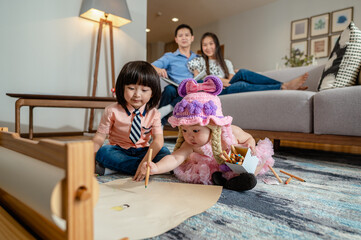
[89,18,116,132]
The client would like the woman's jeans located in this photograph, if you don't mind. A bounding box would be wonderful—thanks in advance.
[96,145,171,175]
[221,69,282,95]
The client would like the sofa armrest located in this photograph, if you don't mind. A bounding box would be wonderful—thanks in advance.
[314,85,361,136]
[261,65,325,92]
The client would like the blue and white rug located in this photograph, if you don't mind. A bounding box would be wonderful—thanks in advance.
[98,142,361,240]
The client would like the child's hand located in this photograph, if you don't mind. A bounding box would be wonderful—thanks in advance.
[231,125,257,156]
[242,138,256,156]
[133,161,158,182]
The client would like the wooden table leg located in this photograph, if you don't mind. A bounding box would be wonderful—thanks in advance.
[29,106,34,139]
[15,99,23,135]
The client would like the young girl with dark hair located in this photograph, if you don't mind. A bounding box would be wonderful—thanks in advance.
[188,32,308,94]
[93,61,170,180]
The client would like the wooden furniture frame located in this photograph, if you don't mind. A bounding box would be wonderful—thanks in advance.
[0,130,96,240]
[7,93,116,139]
[163,126,361,149]
[245,129,361,148]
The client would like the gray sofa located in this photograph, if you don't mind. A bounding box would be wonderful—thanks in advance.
[220,64,361,147]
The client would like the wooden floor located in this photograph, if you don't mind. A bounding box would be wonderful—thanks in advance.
[31,130,361,155]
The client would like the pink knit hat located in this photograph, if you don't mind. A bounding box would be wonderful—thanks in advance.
[168,75,233,127]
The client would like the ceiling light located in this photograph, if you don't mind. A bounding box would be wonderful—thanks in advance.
[172,18,179,22]
[146,28,150,32]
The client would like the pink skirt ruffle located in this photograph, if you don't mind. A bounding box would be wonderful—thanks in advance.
[174,137,275,184]
[255,138,275,175]
[173,152,238,185]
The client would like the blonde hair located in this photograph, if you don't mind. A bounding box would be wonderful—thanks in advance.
[174,124,225,164]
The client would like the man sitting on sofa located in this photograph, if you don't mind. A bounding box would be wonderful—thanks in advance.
[152,24,198,125]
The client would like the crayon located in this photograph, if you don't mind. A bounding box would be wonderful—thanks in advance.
[231,145,237,154]
[145,149,153,188]
[280,170,306,182]
[268,166,283,183]
[285,177,292,184]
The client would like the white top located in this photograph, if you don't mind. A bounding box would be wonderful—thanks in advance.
[188,57,235,78]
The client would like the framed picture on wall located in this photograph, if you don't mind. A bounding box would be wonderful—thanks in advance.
[330,34,340,52]
[310,37,329,58]
[331,7,353,33]
[310,13,329,37]
[291,18,309,40]
[291,40,308,56]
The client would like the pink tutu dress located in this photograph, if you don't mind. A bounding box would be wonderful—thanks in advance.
[173,126,275,185]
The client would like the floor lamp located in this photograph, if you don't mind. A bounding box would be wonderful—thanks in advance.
[80,0,132,132]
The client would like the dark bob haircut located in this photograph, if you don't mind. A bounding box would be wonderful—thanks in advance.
[115,61,161,111]
[175,24,193,36]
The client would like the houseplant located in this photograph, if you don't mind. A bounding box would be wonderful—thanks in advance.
[283,48,314,67]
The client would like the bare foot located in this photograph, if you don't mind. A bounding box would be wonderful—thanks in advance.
[297,86,308,90]
[281,73,309,90]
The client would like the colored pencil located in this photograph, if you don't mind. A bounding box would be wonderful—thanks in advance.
[285,177,292,184]
[231,145,237,154]
[268,166,283,183]
[219,154,228,162]
[222,150,232,162]
[280,170,306,182]
[145,148,153,188]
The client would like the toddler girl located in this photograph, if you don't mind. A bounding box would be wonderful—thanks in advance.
[93,61,171,181]
[141,75,274,191]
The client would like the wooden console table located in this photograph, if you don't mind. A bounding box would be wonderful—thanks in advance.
[7,93,116,139]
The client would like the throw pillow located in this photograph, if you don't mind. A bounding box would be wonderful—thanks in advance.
[318,22,361,91]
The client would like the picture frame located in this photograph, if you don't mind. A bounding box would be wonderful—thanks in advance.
[291,18,309,40]
[331,7,353,33]
[310,37,329,58]
[310,13,329,37]
[330,34,340,52]
[291,40,308,56]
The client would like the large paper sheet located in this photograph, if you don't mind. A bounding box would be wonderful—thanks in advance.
[0,147,64,223]
[94,178,222,240]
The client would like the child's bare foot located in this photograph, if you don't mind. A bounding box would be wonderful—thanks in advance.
[281,73,309,90]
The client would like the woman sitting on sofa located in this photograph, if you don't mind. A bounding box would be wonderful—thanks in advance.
[188,32,309,95]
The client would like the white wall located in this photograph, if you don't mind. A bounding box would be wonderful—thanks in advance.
[192,0,361,72]
[0,0,147,133]
[147,41,165,63]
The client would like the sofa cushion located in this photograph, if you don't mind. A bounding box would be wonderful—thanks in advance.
[220,90,315,133]
[262,65,324,92]
[318,22,361,91]
[314,85,361,136]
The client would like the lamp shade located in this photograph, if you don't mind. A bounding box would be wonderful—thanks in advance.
[80,0,132,27]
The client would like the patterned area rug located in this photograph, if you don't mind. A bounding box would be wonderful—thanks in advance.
[97,141,361,240]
